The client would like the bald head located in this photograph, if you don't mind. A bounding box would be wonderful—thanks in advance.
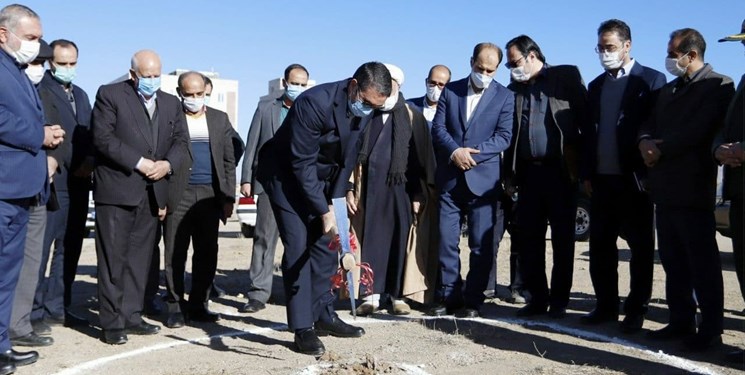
[177,71,205,93]
[130,49,161,78]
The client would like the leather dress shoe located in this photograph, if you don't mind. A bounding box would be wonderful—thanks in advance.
[294,329,325,356]
[684,333,722,352]
[189,309,220,323]
[646,324,695,341]
[315,316,365,338]
[10,332,53,347]
[580,309,618,325]
[239,300,266,313]
[427,303,462,317]
[102,329,128,345]
[0,362,13,375]
[30,320,51,336]
[125,322,160,335]
[619,314,644,334]
[210,284,226,299]
[726,349,745,363]
[166,312,185,328]
[0,349,38,367]
[455,308,479,318]
[516,303,548,317]
[548,306,567,319]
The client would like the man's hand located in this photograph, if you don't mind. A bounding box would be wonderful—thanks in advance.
[451,147,480,171]
[137,158,155,175]
[639,139,663,167]
[146,160,171,181]
[47,156,58,183]
[240,183,252,197]
[411,200,421,226]
[321,207,337,237]
[582,180,592,197]
[43,125,65,149]
[158,207,167,221]
[345,190,357,216]
[73,156,95,177]
[716,143,744,167]
[223,202,234,221]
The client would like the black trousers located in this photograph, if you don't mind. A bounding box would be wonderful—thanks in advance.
[588,175,654,316]
[62,177,91,309]
[164,184,220,313]
[95,190,158,330]
[656,205,723,335]
[517,161,576,309]
[731,197,744,303]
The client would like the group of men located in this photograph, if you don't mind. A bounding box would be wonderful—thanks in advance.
[0,1,744,371]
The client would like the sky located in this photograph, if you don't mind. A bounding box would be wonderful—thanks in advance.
[18,0,745,141]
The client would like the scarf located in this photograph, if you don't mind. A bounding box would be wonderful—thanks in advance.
[356,92,412,185]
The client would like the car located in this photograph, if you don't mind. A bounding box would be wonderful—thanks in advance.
[236,195,257,238]
[85,191,95,238]
[575,193,591,242]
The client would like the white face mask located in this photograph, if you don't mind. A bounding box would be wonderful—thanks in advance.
[381,93,398,112]
[599,50,625,70]
[665,54,689,77]
[7,30,40,65]
[182,97,205,113]
[470,71,492,89]
[426,85,442,103]
[24,63,45,85]
[510,66,531,82]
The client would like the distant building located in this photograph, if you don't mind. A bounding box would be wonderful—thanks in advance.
[110,70,239,129]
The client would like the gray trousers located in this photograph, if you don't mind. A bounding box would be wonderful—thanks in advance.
[247,192,280,303]
[9,205,47,338]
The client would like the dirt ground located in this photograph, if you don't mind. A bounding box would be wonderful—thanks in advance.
[18,216,745,375]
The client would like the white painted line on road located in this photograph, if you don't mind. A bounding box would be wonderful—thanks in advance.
[51,313,721,375]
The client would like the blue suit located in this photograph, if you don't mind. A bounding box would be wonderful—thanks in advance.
[431,77,513,309]
[0,49,48,351]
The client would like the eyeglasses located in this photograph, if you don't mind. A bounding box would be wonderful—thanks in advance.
[595,44,622,53]
[426,79,446,89]
[504,55,525,69]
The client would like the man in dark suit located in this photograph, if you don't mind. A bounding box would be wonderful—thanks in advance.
[639,28,734,351]
[91,49,189,345]
[162,71,235,328]
[503,35,588,319]
[257,62,391,356]
[32,38,92,331]
[239,64,310,314]
[429,43,514,318]
[0,4,65,371]
[580,19,666,333]
[406,64,451,126]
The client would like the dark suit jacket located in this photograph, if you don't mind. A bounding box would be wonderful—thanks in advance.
[431,76,514,196]
[257,79,367,218]
[38,71,93,192]
[91,81,189,208]
[713,74,744,200]
[583,61,666,180]
[505,64,589,185]
[641,64,735,209]
[406,95,426,113]
[241,93,284,194]
[167,107,236,213]
[0,50,48,201]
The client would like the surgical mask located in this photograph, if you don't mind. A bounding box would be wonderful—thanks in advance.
[470,71,492,89]
[7,30,40,65]
[426,85,442,103]
[598,50,625,70]
[137,76,161,97]
[285,84,305,102]
[381,93,398,112]
[182,97,204,113]
[665,54,688,77]
[24,64,44,85]
[52,64,76,83]
[204,94,211,106]
[510,66,531,82]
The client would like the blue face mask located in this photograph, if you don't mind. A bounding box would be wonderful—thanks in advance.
[349,99,373,117]
[137,76,161,97]
[285,84,305,102]
[52,65,76,84]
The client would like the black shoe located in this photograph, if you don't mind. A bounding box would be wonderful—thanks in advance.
[427,303,462,317]
[684,333,722,352]
[125,322,160,335]
[143,298,163,317]
[516,303,548,317]
[210,284,226,300]
[455,308,480,318]
[102,329,128,345]
[294,329,325,356]
[166,312,185,328]
[548,306,567,319]
[726,349,745,363]
[315,316,365,338]
[30,320,51,336]
[42,315,65,326]
[646,324,695,341]
[619,314,644,334]
[239,300,266,313]
[63,312,89,327]
[0,362,14,375]
[0,349,38,367]
[10,332,53,347]
[188,309,220,323]
[580,309,618,325]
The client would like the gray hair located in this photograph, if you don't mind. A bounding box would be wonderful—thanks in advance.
[0,4,39,31]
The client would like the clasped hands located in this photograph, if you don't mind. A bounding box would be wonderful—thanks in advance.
[451,147,480,171]
[44,124,65,149]
[715,142,744,168]
[137,159,171,181]
[638,139,663,167]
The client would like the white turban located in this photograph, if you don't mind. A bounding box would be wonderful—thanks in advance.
[384,63,405,87]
